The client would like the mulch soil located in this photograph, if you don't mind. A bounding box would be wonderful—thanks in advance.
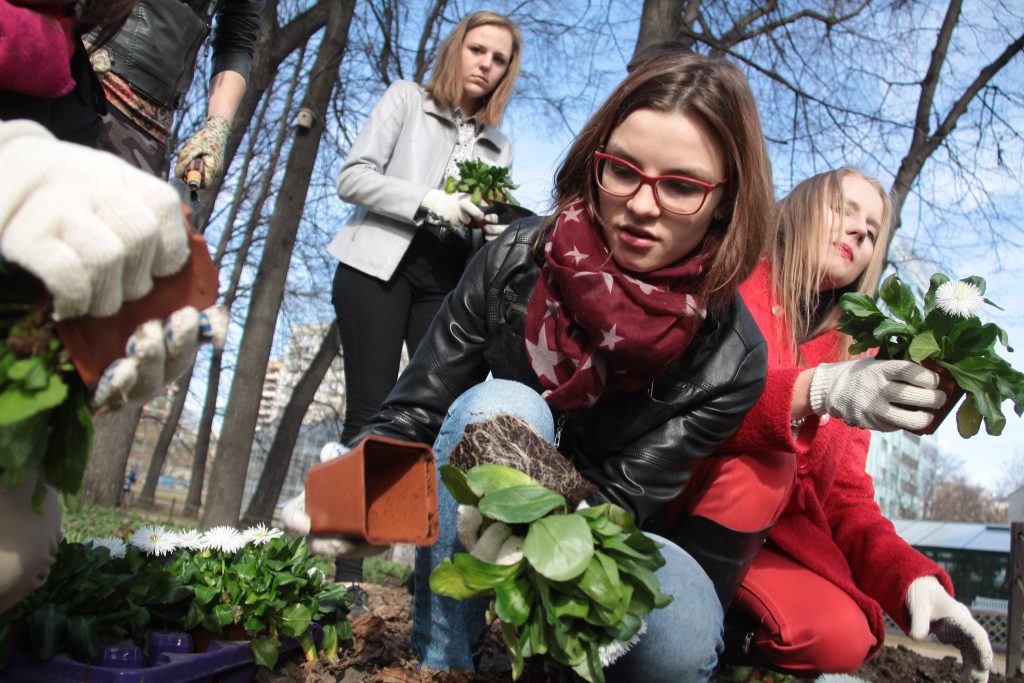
[258,583,1019,683]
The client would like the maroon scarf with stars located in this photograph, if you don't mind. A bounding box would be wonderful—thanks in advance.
[525,201,710,413]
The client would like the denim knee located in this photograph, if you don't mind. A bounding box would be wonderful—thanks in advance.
[442,379,555,445]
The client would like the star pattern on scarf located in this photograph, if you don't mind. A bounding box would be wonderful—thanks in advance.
[573,271,615,293]
[544,299,561,319]
[563,205,584,223]
[599,324,624,350]
[684,294,707,318]
[526,323,565,384]
[622,274,664,295]
[565,245,587,264]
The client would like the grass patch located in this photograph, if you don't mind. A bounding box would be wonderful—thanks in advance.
[364,555,412,587]
[60,499,173,541]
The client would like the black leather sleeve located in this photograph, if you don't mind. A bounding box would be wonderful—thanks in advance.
[210,0,265,81]
[347,225,523,447]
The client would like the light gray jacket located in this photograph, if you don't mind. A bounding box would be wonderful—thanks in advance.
[327,80,514,281]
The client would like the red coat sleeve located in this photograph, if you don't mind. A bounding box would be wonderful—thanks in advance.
[825,428,953,632]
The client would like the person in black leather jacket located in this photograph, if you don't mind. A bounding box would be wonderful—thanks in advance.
[288,53,775,682]
[88,0,263,179]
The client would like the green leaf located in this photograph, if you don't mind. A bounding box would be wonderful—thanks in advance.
[40,383,92,494]
[0,372,67,425]
[28,604,66,661]
[279,603,313,638]
[879,275,920,324]
[212,603,235,627]
[466,464,539,497]
[0,409,49,488]
[250,634,280,669]
[66,615,101,661]
[500,620,525,680]
[479,485,566,523]
[453,552,524,590]
[575,555,620,609]
[956,396,983,438]
[429,558,490,599]
[494,577,531,627]
[439,464,480,505]
[523,514,593,581]
[923,273,951,313]
[908,331,941,362]
[193,585,220,606]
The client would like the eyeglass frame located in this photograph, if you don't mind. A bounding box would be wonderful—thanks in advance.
[592,151,728,216]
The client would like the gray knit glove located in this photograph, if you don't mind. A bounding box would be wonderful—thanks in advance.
[808,358,947,432]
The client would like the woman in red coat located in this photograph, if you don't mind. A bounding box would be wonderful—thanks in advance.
[675,167,994,681]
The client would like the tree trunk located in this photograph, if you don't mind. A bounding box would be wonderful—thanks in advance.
[136,371,192,507]
[80,405,142,506]
[202,0,356,528]
[634,0,686,56]
[184,348,222,517]
[242,322,341,525]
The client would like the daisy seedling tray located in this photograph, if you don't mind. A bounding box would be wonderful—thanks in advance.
[0,628,317,683]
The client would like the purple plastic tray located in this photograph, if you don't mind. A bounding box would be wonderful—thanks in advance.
[0,629,313,683]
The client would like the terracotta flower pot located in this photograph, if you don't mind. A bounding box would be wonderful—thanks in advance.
[909,361,965,436]
[55,206,220,389]
[305,435,438,545]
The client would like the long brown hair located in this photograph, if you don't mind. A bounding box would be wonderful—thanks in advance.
[770,167,893,359]
[423,11,521,129]
[548,53,773,312]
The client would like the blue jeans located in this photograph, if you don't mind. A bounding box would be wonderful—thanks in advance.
[412,379,723,682]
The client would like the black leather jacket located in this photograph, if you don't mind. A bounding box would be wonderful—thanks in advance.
[353,217,768,530]
[103,0,263,107]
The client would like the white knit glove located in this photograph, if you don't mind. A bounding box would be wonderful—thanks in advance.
[456,505,524,565]
[0,474,62,614]
[281,443,387,559]
[808,358,947,432]
[906,575,992,682]
[0,120,189,320]
[420,189,493,227]
[92,306,228,408]
[482,222,508,242]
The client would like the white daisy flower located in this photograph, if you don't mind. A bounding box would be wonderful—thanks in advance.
[84,537,127,559]
[202,526,246,553]
[130,525,178,556]
[174,529,205,550]
[244,523,284,546]
[935,279,984,318]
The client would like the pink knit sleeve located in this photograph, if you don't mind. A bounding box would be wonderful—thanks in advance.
[0,1,75,98]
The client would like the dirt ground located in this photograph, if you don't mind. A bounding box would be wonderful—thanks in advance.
[257,584,1020,683]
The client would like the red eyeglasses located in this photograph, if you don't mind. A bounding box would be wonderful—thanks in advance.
[593,151,727,215]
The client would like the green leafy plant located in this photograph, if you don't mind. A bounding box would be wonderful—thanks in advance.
[0,540,194,664]
[444,159,520,206]
[430,463,671,683]
[838,273,1024,437]
[1,526,352,671]
[0,267,93,509]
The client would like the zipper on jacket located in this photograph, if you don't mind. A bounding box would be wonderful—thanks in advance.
[553,413,567,447]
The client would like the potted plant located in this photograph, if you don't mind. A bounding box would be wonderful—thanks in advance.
[444,159,533,224]
[431,463,671,683]
[838,273,1024,436]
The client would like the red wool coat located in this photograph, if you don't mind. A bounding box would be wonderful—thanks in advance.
[721,260,952,655]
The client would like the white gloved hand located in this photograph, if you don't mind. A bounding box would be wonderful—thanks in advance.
[482,222,508,242]
[92,306,227,408]
[907,575,992,682]
[0,474,62,614]
[456,505,524,565]
[808,358,947,432]
[0,120,189,320]
[281,442,387,559]
[420,189,490,227]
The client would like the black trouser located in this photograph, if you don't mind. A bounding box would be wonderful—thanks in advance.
[331,230,468,581]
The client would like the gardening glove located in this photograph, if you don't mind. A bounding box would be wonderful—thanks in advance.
[420,189,494,227]
[808,358,947,432]
[456,505,524,565]
[0,474,62,614]
[92,305,228,408]
[0,120,189,320]
[482,222,508,242]
[281,443,387,559]
[906,575,992,682]
[174,114,230,187]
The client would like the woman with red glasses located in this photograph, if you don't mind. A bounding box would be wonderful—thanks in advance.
[287,52,774,681]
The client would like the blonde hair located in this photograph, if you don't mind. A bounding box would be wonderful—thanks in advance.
[549,53,774,311]
[424,12,521,129]
[770,167,893,360]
